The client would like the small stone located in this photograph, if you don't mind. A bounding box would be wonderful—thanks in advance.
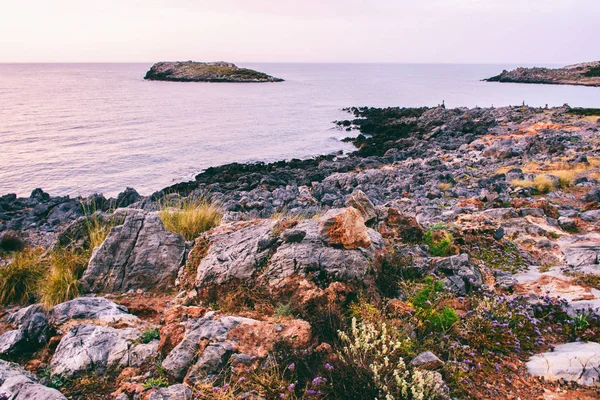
[409,351,444,370]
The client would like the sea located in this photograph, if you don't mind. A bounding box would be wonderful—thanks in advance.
[1,63,598,198]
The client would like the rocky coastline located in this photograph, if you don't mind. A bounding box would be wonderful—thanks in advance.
[144,61,284,83]
[485,61,600,87]
[2,104,600,399]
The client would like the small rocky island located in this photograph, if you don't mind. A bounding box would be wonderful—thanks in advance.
[144,61,284,83]
[485,61,600,87]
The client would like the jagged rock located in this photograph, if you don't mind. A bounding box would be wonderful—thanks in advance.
[527,342,600,386]
[0,304,51,355]
[581,210,600,222]
[148,384,193,400]
[409,351,444,370]
[318,207,371,249]
[162,314,256,380]
[185,342,234,385]
[280,229,306,243]
[0,359,66,399]
[81,210,187,292]
[558,217,578,232]
[265,219,383,285]
[345,190,377,222]
[195,220,276,287]
[114,187,142,208]
[583,188,600,203]
[433,254,483,294]
[50,324,153,377]
[49,297,129,325]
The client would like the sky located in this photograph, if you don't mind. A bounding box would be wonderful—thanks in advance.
[1,0,599,64]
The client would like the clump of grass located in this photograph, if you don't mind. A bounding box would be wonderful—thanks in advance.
[159,196,222,240]
[39,249,88,309]
[0,248,45,305]
[86,216,113,250]
[274,303,294,317]
[510,175,555,194]
[438,182,453,191]
[550,170,576,188]
[410,277,459,333]
[423,229,454,257]
[140,328,160,344]
[0,232,26,254]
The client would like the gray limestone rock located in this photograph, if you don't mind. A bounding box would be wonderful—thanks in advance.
[81,210,187,292]
[49,297,129,325]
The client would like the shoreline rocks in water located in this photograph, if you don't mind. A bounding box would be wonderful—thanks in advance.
[2,104,600,398]
[144,61,284,83]
[485,61,600,87]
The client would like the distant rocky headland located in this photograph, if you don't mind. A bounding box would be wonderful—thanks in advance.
[485,61,600,87]
[2,104,600,399]
[144,61,284,83]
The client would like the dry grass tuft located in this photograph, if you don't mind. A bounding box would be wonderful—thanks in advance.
[549,170,577,188]
[0,248,45,305]
[40,249,88,309]
[159,196,222,240]
[511,175,555,194]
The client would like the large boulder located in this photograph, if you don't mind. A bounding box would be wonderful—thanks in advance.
[526,342,600,386]
[80,210,187,292]
[50,324,155,378]
[318,207,372,249]
[265,219,383,285]
[49,297,130,325]
[195,220,275,287]
[0,304,51,355]
[0,359,66,399]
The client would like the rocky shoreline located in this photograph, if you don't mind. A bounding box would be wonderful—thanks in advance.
[485,61,600,87]
[144,61,284,83]
[2,104,600,399]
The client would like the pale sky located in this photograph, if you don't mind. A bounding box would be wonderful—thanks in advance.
[1,0,598,63]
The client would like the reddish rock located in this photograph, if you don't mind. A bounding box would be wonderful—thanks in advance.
[158,324,186,357]
[318,207,371,249]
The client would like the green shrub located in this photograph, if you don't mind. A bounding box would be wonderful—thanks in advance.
[0,248,45,305]
[143,376,169,389]
[140,328,160,344]
[274,303,294,317]
[424,307,459,332]
[159,196,222,240]
[423,230,454,257]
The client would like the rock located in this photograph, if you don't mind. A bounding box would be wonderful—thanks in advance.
[114,187,142,208]
[148,384,193,400]
[195,220,276,287]
[558,217,578,232]
[562,244,600,268]
[120,340,159,368]
[583,188,600,203]
[50,324,152,377]
[49,297,130,325]
[493,227,505,240]
[280,229,307,243]
[144,61,284,83]
[0,304,51,355]
[161,314,256,380]
[318,207,372,249]
[265,220,383,285]
[185,342,234,384]
[0,359,66,399]
[433,254,483,294]
[526,342,600,386]
[81,210,187,292]
[581,210,600,222]
[409,351,444,370]
[345,190,377,222]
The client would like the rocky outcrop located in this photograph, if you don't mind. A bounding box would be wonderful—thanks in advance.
[144,61,284,83]
[194,212,384,288]
[0,304,51,355]
[0,359,67,399]
[527,342,600,386]
[49,297,130,325]
[80,210,187,293]
[433,254,483,295]
[50,324,155,377]
[485,61,600,87]
[148,384,193,400]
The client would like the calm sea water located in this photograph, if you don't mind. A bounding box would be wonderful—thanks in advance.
[1,63,599,197]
